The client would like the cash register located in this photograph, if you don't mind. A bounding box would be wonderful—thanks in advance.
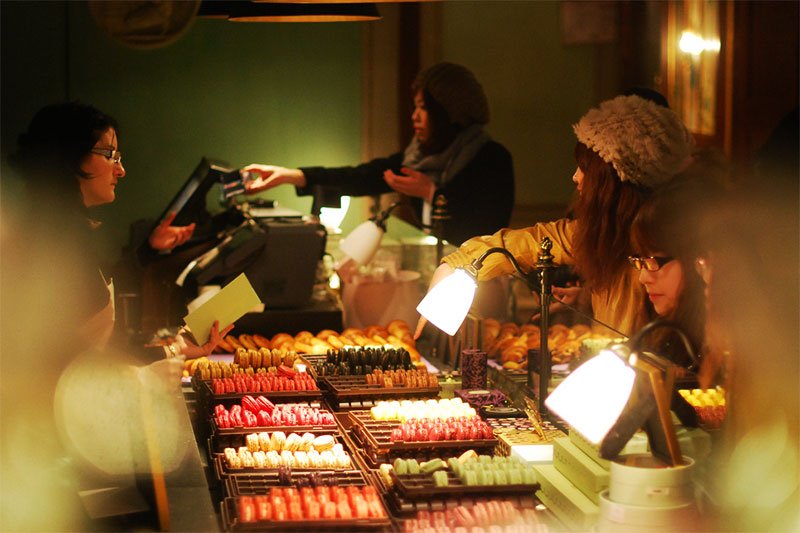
[135,158,340,336]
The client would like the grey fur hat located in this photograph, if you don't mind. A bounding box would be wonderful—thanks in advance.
[573,94,694,188]
[413,62,490,127]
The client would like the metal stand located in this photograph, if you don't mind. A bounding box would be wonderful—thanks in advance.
[431,194,450,264]
[532,237,556,414]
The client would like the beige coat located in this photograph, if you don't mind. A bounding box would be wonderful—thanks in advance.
[442,218,647,337]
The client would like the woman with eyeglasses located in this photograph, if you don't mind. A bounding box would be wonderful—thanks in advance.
[628,171,725,368]
[7,101,230,356]
[2,102,231,529]
[416,94,694,339]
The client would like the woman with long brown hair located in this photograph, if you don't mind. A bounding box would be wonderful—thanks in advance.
[416,94,693,337]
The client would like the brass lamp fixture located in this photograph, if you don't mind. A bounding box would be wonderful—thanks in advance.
[339,194,450,266]
[416,239,558,412]
[546,319,699,466]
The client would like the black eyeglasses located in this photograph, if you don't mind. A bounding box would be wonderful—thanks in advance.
[628,255,675,272]
[90,147,122,165]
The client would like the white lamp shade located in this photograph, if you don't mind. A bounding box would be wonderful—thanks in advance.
[416,268,477,336]
[339,220,384,265]
[545,349,636,444]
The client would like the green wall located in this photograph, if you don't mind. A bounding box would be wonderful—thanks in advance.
[2,1,621,264]
[1,1,365,263]
[438,2,596,207]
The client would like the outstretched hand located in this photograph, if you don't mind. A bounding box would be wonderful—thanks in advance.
[176,320,235,359]
[149,212,195,251]
[530,286,585,322]
[241,164,306,194]
[383,167,436,202]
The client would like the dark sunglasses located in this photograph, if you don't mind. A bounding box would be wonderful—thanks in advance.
[628,255,675,272]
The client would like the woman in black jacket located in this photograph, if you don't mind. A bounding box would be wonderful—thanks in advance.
[243,62,515,246]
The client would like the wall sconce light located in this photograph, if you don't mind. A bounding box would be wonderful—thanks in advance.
[339,194,450,266]
[678,30,721,56]
[546,319,698,467]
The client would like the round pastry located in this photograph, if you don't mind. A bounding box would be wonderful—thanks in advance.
[285,433,302,452]
[241,452,255,468]
[280,450,295,467]
[307,449,321,467]
[224,447,237,462]
[253,451,267,468]
[246,433,260,453]
[271,431,287,452]
[312,435,335,452]
[393,458,408,475]
[331,443,344,455]
[335,454,351,469]
[266,450,281,467]
[300,432,315,452]
[258,432,271,452]
[228,455,243,470]
[319,451,334,468]
[294,451,309,468]
[433,470,449,487]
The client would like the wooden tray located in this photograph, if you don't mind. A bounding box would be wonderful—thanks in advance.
[195,378,323,408]
[213,451,356,480]
[220,497,392,531]
[321,375,440,410]
[225,470,367,497]
[347,411,498,468]
[390,471,538,500]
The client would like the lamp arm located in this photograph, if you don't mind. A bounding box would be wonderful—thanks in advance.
[472,247,535,284]
[629,318,700,371]
[373,201,404,228]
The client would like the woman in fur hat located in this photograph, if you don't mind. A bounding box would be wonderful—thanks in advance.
[416,94,694,338]
[242,62,514,246]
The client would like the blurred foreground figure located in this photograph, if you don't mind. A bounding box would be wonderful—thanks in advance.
[698,110,799,531]
[1,102,227,530]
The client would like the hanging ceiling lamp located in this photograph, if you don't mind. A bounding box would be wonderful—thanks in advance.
[198,1,381,22]
[256,0,427,3]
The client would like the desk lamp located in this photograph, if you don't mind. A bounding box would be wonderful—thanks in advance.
[415,239,558,412]
[339,194,450,265]
[545,319,698,466]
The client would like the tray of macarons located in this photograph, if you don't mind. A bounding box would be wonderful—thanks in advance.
[221,485,392,531]
[347,398,498,456]
[320,371,440,410]
[213,431,355,480]
[210,396,338,442]
[225,470,368,497]
[389,453,539,499]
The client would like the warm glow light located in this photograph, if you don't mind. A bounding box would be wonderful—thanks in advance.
[416,268,477,336]
[320,195,350,233]
[545,349,636,443]
[339,219,384,265]
[679,30,720,56]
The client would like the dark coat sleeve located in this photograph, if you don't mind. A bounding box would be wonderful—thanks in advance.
[297,153,405,198]
[296,142,514,247]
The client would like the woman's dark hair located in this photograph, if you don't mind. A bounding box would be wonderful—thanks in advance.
[571,141,651,291]
[12,101,118,211]
[418,89,460,154]
[630,175,721,363]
